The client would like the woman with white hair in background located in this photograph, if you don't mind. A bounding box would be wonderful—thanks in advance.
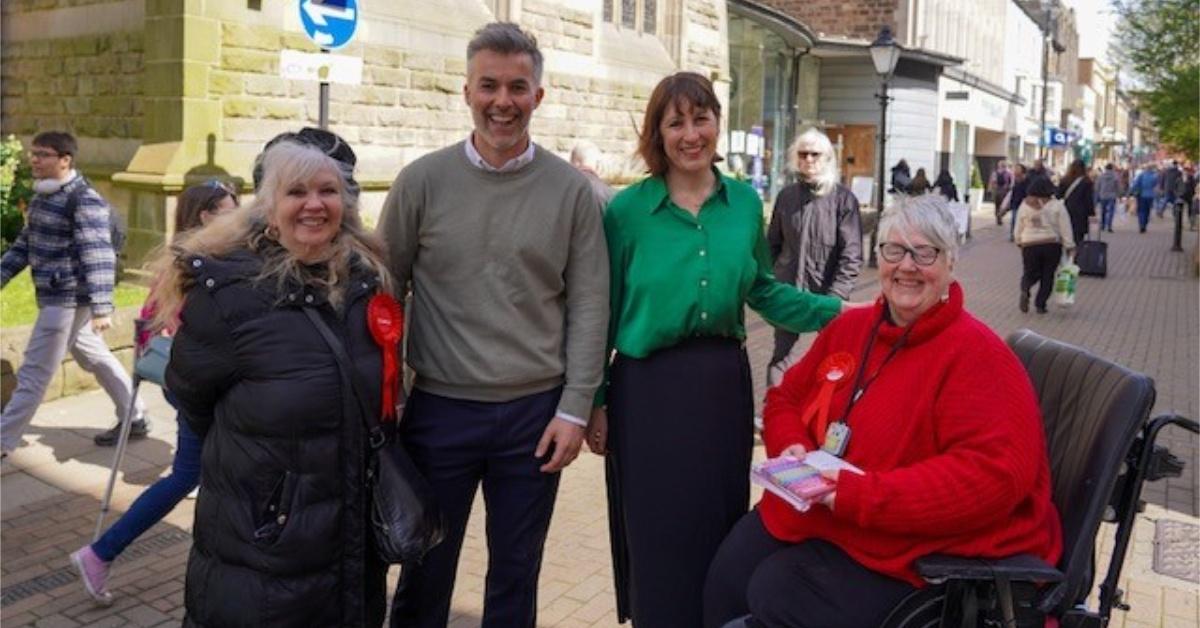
[764,127,863,386]
[705,195,1061,628]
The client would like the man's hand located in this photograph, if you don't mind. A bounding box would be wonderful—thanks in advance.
[91,316,113,333]
[535,417,585,473]
[585,407,608,455]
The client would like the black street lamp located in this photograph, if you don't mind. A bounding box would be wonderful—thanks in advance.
[867,26,901,268]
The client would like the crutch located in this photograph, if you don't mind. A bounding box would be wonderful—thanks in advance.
[92,319,149,542]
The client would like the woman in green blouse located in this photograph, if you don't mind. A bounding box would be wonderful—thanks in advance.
[586,72,849,628]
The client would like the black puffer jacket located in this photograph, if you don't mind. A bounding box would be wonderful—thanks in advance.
[166,249,388,627]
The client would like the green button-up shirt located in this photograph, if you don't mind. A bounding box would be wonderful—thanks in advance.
[598,171,843,403]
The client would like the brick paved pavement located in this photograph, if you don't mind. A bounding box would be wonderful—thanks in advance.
[1,210,1196,627]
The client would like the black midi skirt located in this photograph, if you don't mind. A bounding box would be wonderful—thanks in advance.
[606,337,754,628]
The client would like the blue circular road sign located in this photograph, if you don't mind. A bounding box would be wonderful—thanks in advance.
[299,0,359,50]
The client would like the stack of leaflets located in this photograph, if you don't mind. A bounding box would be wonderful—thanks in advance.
[751,450,864,512]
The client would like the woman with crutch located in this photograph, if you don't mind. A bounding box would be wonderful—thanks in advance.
[70,180,238,605]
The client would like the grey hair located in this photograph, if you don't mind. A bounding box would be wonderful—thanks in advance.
[878,194,960,262]
[467,22,544,85]
[787,127,839,197]
[570,140,602,171]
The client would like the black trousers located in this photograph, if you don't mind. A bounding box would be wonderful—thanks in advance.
[1020,242,1063,309]
[390,387,562,628]
[608,337,754,628]
[704,511,916,628]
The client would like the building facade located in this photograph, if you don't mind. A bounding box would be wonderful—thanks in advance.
[2,0,730,264]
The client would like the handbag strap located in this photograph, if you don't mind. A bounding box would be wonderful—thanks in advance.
[303,306,386,450]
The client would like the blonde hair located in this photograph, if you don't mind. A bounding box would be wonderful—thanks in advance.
[149,141,393,330]
[787,127,839,197]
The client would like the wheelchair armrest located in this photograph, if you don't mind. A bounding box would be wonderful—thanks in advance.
[915,554,1065,584]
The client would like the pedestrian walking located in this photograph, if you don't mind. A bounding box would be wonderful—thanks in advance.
[70,179,239,606]
[1158,160,1182,219]
[1129,163,1159,233]
[989,160,1013,225]
[159,140,395,626]
[1095,163,1122,233]
[588,72,852,628]
[1008,163,1030,241]
[570,140,616,207]
[1057,159,1095,245]
[934,169,960,202]
[889,159,911,194]
[765,126,862,386]
[908,168,931,195]
[377,22,609,628]
[1015,177,1076,314]
[0,131,147,456]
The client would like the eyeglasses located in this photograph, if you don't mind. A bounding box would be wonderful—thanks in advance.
[29,150,61,160]
[797,151,822,160]
[878,242,941,266]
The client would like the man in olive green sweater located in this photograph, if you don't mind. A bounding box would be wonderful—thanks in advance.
[377,22,608,628]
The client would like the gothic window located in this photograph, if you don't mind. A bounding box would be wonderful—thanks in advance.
[606,0,657,34]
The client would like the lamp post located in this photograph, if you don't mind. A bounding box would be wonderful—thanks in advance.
[867,26,901,268]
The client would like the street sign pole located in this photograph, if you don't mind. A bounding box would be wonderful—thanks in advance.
[299,0,358,130]
[319,48,330,129]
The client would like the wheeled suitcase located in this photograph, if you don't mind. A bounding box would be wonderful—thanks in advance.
[1076,222,1107,277]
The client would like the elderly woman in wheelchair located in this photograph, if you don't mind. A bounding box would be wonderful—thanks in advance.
[703,196,1062,628]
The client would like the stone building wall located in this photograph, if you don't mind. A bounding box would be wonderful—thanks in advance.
[0,31,145,160]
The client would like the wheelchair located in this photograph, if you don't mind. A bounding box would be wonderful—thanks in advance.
[733,329,1198,628]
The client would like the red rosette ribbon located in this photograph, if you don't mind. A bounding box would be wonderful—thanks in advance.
[797,351,856,443]
[367,292,404,422]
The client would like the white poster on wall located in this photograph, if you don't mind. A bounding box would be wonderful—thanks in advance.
[730,131,746,153]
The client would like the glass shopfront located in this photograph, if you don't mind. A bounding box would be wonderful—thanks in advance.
[727,11,801,203]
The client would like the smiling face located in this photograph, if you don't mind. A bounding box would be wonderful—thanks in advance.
[464,49,544,168]
[659,100,719,176]
[271,167,344,262]
[878,227,953,326]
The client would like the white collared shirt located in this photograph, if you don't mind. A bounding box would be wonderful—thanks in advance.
[464,133,536,173]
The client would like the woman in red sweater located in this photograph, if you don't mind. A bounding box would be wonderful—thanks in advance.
[704,195,1062,628]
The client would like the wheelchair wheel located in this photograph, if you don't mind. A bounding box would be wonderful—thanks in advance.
[878,586,945,628]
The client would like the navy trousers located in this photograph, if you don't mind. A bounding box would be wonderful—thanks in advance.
[389,387,562,628]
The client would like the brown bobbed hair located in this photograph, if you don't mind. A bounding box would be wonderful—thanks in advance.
[637,72,722,177]
[175,181,239,237]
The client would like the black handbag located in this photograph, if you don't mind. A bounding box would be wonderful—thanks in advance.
[303,307,444,564]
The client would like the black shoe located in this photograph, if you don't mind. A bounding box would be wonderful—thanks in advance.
[1019,292,1030,313]
[1036,306,1048,314]
[94,419,149,446]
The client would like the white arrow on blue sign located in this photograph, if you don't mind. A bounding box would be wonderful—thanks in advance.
[299,0,359,50]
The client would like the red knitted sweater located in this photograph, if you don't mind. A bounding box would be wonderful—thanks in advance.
[760,282,1062,587]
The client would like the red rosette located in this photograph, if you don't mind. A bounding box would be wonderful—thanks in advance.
[798,351,857,442]
[367,292,404,422]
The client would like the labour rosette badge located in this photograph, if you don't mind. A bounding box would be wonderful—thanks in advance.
[798,351,856,441]
[367,293,404,422]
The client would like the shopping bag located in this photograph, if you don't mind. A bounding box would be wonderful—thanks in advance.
[1053,257,1079,307]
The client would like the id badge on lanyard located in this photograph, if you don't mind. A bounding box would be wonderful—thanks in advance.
[822,422,851,457]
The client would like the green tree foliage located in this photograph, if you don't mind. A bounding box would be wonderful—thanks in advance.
[1111,0,1200,159]
[1,135,34,254]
